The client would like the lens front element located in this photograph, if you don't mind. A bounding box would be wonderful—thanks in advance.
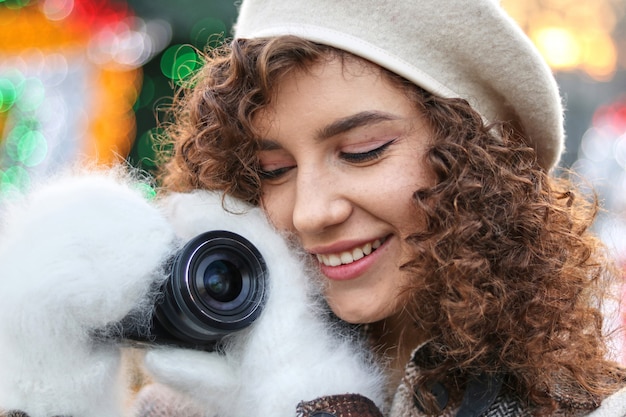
[203,260,243,303]
[154,230,268,346]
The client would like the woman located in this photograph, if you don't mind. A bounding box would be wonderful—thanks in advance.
[157,0,626,415]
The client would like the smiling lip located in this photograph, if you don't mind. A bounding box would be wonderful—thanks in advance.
[312,236,389,281]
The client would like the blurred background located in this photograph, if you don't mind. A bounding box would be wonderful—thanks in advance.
[3,0,625,189]
[0,0,239,181]
[1,0,625,186]
[1,0,626,356]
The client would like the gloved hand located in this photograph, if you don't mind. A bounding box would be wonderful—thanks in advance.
[0,169,176,417]
[143,191,385,417]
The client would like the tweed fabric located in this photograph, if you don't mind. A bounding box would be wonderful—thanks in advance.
[387,343,626,417]
[296,393,384,417]
[472,394,529,417]
[234,0,564,170]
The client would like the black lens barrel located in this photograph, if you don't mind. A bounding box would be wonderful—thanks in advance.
[124,230,268,350]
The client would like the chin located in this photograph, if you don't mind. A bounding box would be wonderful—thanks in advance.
[326,287,400,325]
[329,304,386,325]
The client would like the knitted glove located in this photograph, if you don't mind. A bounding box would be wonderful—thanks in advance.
[0,169,175,417]
[143,191,385,417]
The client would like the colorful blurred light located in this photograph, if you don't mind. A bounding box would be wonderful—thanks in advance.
[534,27,581,69]
[190,17,226,49]
[5,123,48,167]
[502,0,624,81]
[0,78,18,112]
[160,44,203,84]
[0,0,173,200]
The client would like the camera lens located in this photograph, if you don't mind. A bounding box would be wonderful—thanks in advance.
[203,260,242,303]
[150,230,268,348]
[192,248,257,315]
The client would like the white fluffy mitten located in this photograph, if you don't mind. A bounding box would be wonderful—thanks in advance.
[143,191,385,417]
[0,169,175,417]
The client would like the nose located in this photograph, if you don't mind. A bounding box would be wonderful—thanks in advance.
[292,169,352,234]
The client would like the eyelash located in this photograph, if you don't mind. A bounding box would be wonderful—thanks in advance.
[258,166,293,180]
[339,139,396,163]
[258,139,396,180]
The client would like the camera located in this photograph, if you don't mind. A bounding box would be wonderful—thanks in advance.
[122,230,268,350]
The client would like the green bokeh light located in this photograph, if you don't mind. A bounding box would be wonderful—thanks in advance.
[134,75,155,110]
[0,166,30,200]
[133,181,157,200]
[0,78,17,113]
[136,128,160,168]
[191,17,227,49]
[6,123,48,167]
[160,44,203,84]
[0,0,32,9]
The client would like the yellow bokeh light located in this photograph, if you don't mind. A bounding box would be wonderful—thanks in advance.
[581,32,618,81]
[502,0,624,81]
[532,27,581,70]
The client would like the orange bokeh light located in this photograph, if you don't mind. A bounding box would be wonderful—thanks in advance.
[502,0,623,81]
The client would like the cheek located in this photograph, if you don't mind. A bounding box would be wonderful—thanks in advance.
[260,189,294,232]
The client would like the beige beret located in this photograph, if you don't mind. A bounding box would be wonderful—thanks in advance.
[234,0,565,170]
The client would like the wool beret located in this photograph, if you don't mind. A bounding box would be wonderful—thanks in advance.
[234,0,565,170]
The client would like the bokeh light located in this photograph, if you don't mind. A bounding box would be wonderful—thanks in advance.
[0,78,18,112]
[134,128,160,168]
[191,17,226,49]
[0,165,30,201]
[0,0,173,200]
[0,0,32,10]
[160,44,202,84]
[502,0,625,81]
[534,27,582,69]
[42,0,75,21]
[5,121,48,167]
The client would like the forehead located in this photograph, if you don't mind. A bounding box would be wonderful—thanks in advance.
[275,55,392,96]
[252,57,416,136]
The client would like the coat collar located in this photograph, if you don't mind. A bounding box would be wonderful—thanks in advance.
[387,341,613,417]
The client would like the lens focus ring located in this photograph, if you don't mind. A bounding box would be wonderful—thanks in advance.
[155,230,268,345]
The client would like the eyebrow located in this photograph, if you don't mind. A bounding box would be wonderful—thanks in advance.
[258,110,400,151]
[316,110,399,140]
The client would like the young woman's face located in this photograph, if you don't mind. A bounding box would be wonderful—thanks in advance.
[254,57,435,324]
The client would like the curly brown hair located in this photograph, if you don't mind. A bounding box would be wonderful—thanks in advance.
[402,91,626,413]
[159,36,626,414]
[159,36,344,203]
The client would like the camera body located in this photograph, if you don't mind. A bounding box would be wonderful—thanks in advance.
[123,230,268,350]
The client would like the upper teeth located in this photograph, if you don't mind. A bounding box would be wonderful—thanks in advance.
[316,239,383,267]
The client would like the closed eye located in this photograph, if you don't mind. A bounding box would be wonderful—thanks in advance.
[340,139,396,163]
[259,166,294,180]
